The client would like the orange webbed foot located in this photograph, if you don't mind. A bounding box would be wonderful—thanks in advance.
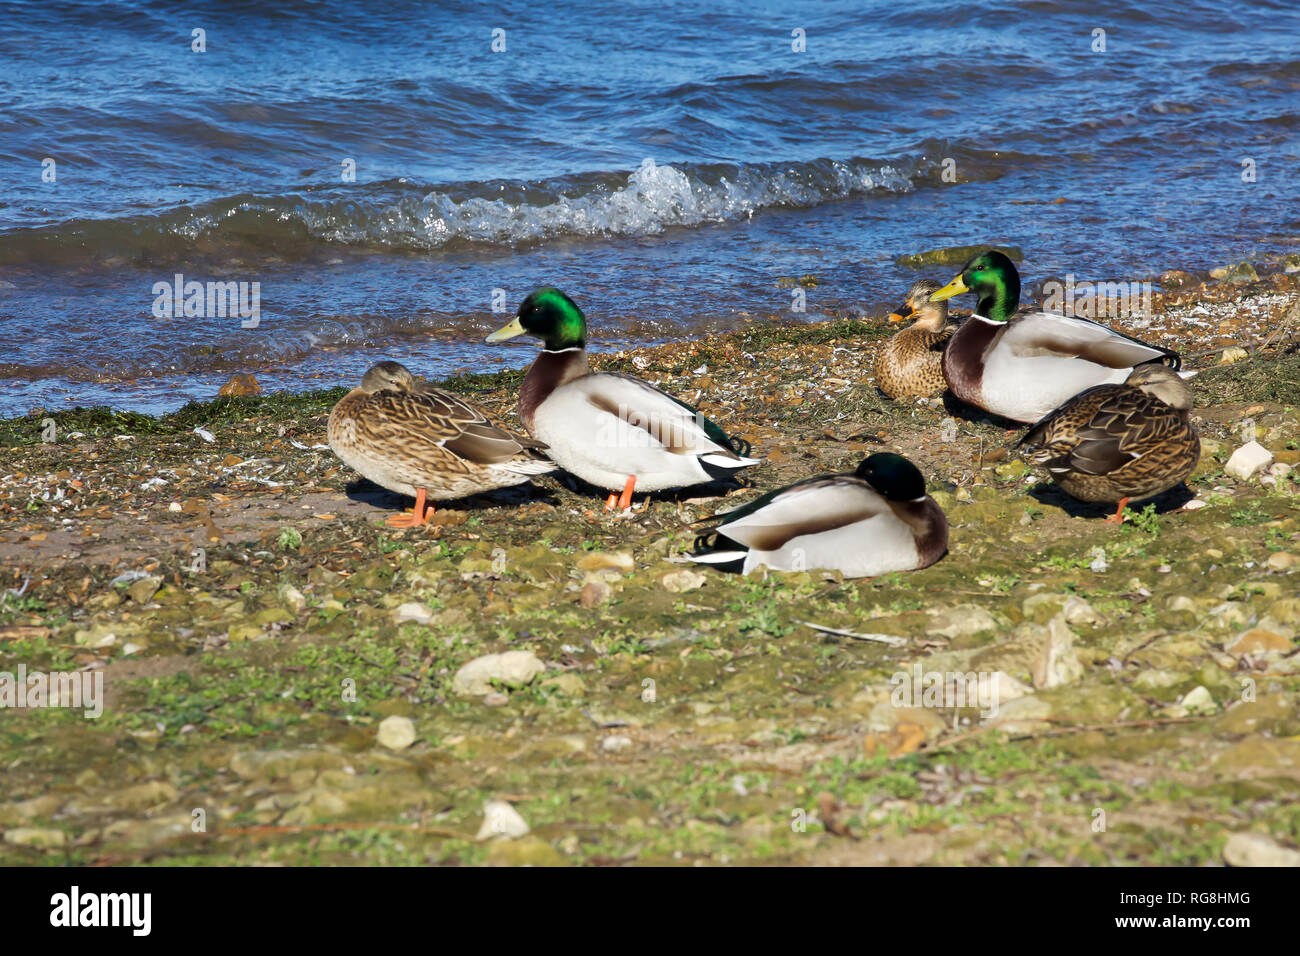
[605,476,637,512]
[616,475,637,511]
[386,489,431,527]
[1104,497,1131,524]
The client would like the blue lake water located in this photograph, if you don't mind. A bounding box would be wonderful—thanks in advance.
[1,0,1298,415]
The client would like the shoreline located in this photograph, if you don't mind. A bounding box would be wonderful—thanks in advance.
[4,248,1298,422]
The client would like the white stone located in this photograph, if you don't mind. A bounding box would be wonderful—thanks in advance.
[602,735,633,752]
[1183,499,1208,511]
[659,569,708,592]
[476,799,529,841]
[376,715,416,751]
[393,602,433,625]
[991,671,1034,702]
[1180,685,1216,715]
[1032,616,1085,690]
[1224,441,1274,480]
[1224,832,1300,867]
[452,651,546,696]
[280,585,307,615]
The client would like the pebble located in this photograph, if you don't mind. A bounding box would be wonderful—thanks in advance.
[659,569,708,592]
[926,604,998,639]
[576,551,634,573]
[280,585,307,615]
[452,650,546,696]
[1183,499,1208,511]
[376,715,417,751]
[482,691,509,707]
[1023,593,1102,626]
[1224,832,1300,867]
[1224,441,1274,479]
[392,602,434,625]
[2,826,67,848]
[127,575,162,604]
[476,799,529,840]
[1179,686,1216,715]
[602,735,633,752]
[1266,552,1296,571]
[1032,616,1085,690]
[1227,629,1292,657]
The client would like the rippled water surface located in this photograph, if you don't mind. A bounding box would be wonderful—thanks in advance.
[1,0,1298,414]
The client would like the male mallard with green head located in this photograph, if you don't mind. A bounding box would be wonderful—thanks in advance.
[486,288,761,510]
[689,453,948,576]
[1017,364,1200,522]
[328,361,555,527]
[873,278,955,399]
[929,250,1184,423]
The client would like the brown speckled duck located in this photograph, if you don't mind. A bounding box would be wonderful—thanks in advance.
[873,279,954,399]
[1017,364,1200,522]
[328,361,555,527]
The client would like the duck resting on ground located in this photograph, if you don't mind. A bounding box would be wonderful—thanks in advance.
[929,250,1187,424]
[327,361,556,527]
[688,452,948,577]
[873,278,956,399]
[486,288,761,511]
[1017,364,1200,523]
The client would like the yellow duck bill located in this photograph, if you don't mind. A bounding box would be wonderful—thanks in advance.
[929,274,969,302]
[485,317,526,342]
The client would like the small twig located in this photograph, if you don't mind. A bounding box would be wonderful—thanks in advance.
[798,620,907,646]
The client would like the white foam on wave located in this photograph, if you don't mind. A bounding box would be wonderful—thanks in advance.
[299,156,919,250]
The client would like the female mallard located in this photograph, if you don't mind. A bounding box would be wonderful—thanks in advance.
[928,250,1184,423]
[486,288,761,511]
[328,361,555,527]
[873,278,954,399]
[1017,364,1200,522]
[689,453,948,576]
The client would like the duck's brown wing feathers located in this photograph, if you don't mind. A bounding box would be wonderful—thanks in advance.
[367,387,545,465]
[1021,385,1187,477]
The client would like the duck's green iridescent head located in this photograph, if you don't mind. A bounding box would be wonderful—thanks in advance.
[930,250,1021,321]
[856,452,927,501]
[486,287,587,350]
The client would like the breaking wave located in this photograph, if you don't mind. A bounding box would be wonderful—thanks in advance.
[0,155,939,266]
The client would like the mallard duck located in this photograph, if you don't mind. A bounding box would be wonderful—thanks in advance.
[689,453,948,576]
[486,288,761,511]
[1017,364,1200,522]
[873,278,954,399]
[929,250,1184,423]
[328,361,555,527]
